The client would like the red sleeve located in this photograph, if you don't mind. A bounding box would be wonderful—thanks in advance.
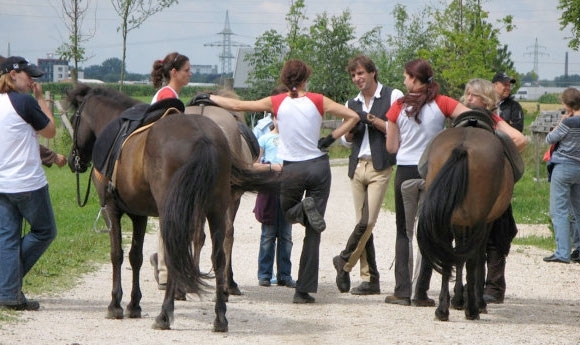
[491,113,502,126]
[271,93,287,118]
[434,95,460,117]
[386,99,404,122]
[305,92,324,116]
[156,88,177,101]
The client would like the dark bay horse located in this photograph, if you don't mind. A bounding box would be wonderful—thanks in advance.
[417,125,514,321]
[66,84,276,331]
[185,93,258,296]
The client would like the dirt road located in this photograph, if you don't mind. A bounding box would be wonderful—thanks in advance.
[1,164,579,345]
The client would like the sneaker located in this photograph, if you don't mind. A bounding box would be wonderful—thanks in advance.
[302,197,326,233]
[384,295,411,306]
[259,279,271,287]
[571,249,580,262]
[350,281,380,295]
[332,255,350,293]
[411,298,436,307]
[483,294,504,304]
[293,291,315,304]
[0,294,40,311]
[277,279,296,288]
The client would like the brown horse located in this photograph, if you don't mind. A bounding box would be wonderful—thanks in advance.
[184,91,258,296]
[417,125,514,321]
[66,84,276,331]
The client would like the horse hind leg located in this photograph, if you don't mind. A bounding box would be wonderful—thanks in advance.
[451,262,465,310]
[435,265,452,321]
[125,215,148,318]
[464,256,480,320]
[153,281,176,330]
[208,212,228,332]
[106,208,125,319]
[224,198,242,296]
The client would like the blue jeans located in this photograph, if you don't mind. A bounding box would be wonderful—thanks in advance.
[0,185,57,303]
[258,199,293,282]
[549,162,580,261]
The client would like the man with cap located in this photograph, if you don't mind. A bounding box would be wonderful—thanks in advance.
[492,72,524,132]
[0,56,57,311]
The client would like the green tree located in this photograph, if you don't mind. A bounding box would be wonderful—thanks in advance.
[382,4,435,91]
[110,0,178,88]
[55,0,95,84]
[559,0,580,50]
[301,10,357,102]
[422,0,515,97]
[244,30,287,100]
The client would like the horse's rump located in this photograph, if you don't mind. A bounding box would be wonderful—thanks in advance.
[418,127,513,273]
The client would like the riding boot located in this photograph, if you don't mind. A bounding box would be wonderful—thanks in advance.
[484,245,506,303]
[365,234,380,285]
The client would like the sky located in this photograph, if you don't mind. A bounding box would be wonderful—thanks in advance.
[0,0,575,81]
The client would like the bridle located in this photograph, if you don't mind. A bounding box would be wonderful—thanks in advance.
[70,96,93,207]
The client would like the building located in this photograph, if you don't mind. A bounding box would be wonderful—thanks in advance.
[191,64,218,75]
[37,55,70,83]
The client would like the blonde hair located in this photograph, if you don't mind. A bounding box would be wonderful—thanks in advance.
[460,78,498,112]
[0,73,17,93]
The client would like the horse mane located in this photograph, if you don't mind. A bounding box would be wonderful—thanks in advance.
[66,83,141,111]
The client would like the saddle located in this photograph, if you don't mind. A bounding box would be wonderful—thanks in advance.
[188,94,261,161]
[451,109,524,182]
[418,109,524,182]
[93,98,185,184]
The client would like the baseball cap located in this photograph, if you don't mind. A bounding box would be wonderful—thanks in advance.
[492,72,515,84]
[0,56,44,78]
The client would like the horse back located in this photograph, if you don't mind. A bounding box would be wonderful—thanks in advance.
[185,105,254,166]
[146,113,232,201]
[426,127,513,226]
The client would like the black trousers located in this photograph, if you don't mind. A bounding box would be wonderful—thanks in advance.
[281,155,331,293]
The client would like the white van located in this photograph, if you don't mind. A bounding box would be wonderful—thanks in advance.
[516,88,528,100]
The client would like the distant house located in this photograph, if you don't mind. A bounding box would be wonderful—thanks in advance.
[37,57,69,83]
[191,64,218,75]
[233,47,253,89]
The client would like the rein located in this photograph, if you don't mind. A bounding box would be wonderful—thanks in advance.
[70,95,93,207]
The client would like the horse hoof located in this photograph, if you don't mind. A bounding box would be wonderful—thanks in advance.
[435,309,449,322]
[106,307,124,319]
[465,313,480,320]
[152,314,171,330]
[227,286,242,296]
[213,317,228,332]
[126,306,142,318]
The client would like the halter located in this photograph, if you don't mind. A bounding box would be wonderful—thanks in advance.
[70,96,93,207]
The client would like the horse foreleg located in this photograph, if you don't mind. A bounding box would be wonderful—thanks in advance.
[125,215,147,318]
[435,265,451,321]
[451,261,465,310]
[106,210,125,319]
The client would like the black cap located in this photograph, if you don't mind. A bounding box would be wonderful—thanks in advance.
[492,72,515,84]
[0,56,44,78]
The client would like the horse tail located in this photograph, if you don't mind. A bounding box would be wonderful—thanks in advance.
[230,158,281,194]
[417,146,469,274]
[161,136,217,294]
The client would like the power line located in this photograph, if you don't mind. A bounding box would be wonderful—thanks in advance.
[203,10,250,76]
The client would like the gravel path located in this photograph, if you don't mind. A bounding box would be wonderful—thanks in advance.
[1,164,579,345]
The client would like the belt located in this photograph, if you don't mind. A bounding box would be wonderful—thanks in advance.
[358,155,372,161]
